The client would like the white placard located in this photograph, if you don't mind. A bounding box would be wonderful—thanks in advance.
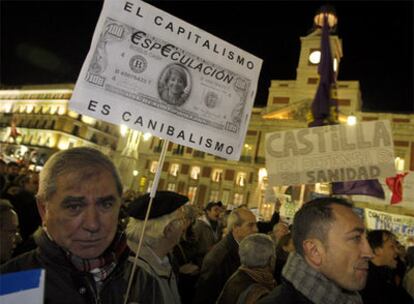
[69,0,262,160]
[265,120,396,186]
[365,208,414,237]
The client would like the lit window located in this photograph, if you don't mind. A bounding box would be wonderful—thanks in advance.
[236,172,247,187]
[188,186,197,204]
[212,169,223,182]
[170,163,180,176]
[209,190,219,202]
[233,193,244,206]
[190,166,201,180]
[167,183,176,191]
[395,157,405,172]
[150,161,158,174]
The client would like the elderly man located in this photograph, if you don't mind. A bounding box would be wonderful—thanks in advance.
[217,233,276,304]
[360,230,412,304]
[125,191,188,304]
[259,197,373,304]
[0,147,129,304]
[0,199,20,264]
[193,207,258,304]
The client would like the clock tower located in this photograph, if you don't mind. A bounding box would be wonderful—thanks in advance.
[264,6,361,121]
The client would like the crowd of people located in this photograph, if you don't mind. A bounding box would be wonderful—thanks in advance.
[1,147,413,304]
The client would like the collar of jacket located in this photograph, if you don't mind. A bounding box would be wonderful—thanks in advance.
[128,243,173,278]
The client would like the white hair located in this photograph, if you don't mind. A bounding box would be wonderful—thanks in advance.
[239,233,275,268]
[126,209,181,248]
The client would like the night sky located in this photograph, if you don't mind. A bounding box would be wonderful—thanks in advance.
[1,0,413,113]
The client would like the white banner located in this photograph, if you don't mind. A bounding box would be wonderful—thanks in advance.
[265,120,396,186]
[364,208,414,237]
[69,0,262,160]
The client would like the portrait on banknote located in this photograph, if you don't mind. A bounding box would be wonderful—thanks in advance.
[204,91,219,109]
[157,63,191,106]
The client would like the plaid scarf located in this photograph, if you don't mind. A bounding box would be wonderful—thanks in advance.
[282,253,363,304]
[239,265,276,290]
[38,228,127,282]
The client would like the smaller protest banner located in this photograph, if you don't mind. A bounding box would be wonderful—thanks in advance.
[364,208,414,238]
[265,120,396,186]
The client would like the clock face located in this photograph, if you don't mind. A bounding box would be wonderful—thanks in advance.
[309,50,321,64]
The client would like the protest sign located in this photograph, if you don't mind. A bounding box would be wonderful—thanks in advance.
[70,0,262,160]
[0,269,45,304]
[364,208,414,238]
[265,120,396,186]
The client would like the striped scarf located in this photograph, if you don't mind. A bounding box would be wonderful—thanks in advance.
[282,252,363,304]
[38,228,127,282]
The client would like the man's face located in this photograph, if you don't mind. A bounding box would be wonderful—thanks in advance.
[0,210,19,263]
[233,209,258,242]
[375,235,398,268]
[206,206,220,221]
[38,168,121,259]
[319,205,373,291]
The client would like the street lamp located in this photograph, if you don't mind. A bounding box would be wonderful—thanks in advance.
[314,5,337,30]
[347,114,357,126]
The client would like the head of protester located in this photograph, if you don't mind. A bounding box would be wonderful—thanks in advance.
[36,147,124,259]
[125,191,188,304]
[360,230,412,304]
[258,197,373,304]
[366,229,398,269]
[0,147,129,304]
[0,199,20,264]
[227,207,258,243]
[217,233,276,304]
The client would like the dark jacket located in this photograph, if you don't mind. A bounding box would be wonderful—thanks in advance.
[217,267,274,304]
[360,261,412,304]
[193,233,240,304]
[0,233,129,304]
[257,279,313,304]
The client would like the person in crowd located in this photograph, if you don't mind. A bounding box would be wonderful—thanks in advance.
[271,221,290,246]
[403,246,414,299]
[360,229,412,304]
[273,232,295,283]
[158,64,189,106]
[0,147,130,304]
[6,161,20,184]
[258,197,373,304]
[173,204,201,304]
[193,201,223,265]
[0,199,20,264]
[217,233,276,304]
[193,207,258,304]
[0,159,7,193]
[125,191,188,304]
[6,172,41,248]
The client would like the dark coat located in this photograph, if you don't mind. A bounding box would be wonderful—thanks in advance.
[193,233,240,304]
[360,261,412,304]
[257,279,313,304]
[1,237,129,304]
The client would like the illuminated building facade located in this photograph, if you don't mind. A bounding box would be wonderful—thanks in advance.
[1,22,413,218]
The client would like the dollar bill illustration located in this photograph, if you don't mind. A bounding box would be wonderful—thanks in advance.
[85,17,252,137]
